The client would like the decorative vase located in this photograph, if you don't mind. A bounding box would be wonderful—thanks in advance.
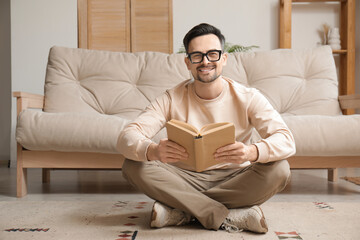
[328,27,341,50]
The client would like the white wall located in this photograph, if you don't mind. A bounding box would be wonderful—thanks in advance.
[11,0,77,94]
[292,2,340,49]
[8,0,360,166]
[0,0,11,164]
[10,0,77,166]
[172,0,339,52]
[356,1,360,114]
[173,0,280,52]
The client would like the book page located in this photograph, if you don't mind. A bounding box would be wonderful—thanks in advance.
[168,119,199,135]
[196,124,235,172]
[200,122,233,136]
[166,121,197,168]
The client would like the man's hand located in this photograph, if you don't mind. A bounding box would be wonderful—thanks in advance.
[214,142,258,164]
[147,139,188,163]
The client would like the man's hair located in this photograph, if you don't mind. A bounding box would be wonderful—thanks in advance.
[183,23,225,54]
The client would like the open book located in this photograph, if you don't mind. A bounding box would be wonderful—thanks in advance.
[165,119,235,172]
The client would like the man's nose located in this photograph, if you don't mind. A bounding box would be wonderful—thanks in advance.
[201,55,210,64]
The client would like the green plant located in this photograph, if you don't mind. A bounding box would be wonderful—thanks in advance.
[177,43,259,53]
[224,43,259,53]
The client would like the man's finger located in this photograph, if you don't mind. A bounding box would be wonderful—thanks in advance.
[167,140,186,152]
[216,142,240,153]
[166,151,188,160]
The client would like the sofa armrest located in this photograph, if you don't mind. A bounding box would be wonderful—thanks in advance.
[13,91,45,116]
[339,94,360,111]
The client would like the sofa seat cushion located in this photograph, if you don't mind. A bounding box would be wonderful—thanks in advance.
[283,115,360,156]
[16,110,130,153]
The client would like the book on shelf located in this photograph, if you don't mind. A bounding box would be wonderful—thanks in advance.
[165,119,235,172]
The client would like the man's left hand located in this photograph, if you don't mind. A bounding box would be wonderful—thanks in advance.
[214,142,258,164]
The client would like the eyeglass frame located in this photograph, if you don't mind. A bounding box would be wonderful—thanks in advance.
[187,49,223,64]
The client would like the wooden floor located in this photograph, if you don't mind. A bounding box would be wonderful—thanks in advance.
[0,167,359,202]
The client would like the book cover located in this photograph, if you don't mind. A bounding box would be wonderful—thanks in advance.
[165,119,235,172]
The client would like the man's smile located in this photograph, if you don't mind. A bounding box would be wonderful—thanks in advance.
[197,66,216,73]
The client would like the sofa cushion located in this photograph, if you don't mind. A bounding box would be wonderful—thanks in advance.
[45,46,341,119]
[16,110,130,153]
[44,47,191,120]
[238,46,342,116]
[283,115,360,156]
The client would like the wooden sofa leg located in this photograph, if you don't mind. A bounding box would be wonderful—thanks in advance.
[17,167,28,197]
[17,145,28,197]
[328,168,338,182]
[42,169,51,183]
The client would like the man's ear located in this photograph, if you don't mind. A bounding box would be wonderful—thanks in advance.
[184,56,191,70]
[222,52,228,66]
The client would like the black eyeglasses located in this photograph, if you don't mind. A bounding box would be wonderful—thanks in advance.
[187,50,223,64]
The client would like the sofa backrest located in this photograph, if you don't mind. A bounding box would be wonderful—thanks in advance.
[44,46,341,119]
[234,46,341,116]
[44,47,190,120]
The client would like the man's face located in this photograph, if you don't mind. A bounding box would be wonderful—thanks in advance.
[185,34,227,84]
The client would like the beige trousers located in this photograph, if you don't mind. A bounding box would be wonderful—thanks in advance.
[122,159,291,230]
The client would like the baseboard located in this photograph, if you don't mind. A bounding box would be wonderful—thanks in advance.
[0,160,10,168]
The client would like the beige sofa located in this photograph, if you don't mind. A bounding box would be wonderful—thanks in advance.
[14,46,360,197]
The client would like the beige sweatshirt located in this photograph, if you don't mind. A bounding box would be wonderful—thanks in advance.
[117,77,296,170]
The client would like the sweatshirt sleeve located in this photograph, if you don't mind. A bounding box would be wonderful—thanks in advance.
[117,92,171,161]
[248,90,296,163]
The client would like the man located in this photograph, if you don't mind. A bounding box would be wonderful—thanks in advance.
[118,23,296,233]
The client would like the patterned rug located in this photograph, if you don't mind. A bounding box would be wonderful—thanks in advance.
[0,201,359,240]
[341,176,360,185]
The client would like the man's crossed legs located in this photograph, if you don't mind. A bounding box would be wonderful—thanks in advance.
[122,159,290,233]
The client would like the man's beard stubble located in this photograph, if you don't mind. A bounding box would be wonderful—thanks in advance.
[194,64,222,84]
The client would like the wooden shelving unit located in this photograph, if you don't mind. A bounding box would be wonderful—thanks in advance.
[279,0,356,114]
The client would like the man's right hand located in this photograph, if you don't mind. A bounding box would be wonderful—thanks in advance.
[146,139,188,163]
